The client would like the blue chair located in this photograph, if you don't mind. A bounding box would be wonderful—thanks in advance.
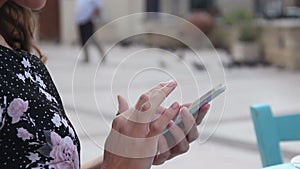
[250,104,300,167]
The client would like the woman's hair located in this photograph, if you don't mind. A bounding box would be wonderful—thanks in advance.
[0,1,46,63]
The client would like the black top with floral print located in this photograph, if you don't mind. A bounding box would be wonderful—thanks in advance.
[0,45,80,169]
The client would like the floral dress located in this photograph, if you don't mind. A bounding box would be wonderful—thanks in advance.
[0,45,80,169]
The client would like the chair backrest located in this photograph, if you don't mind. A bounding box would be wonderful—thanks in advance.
[250,104,300,167]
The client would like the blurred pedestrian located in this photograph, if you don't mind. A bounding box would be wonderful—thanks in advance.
[75,0,105,63]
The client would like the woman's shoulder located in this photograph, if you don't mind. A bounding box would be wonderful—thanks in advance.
[0,44,48,75]
[0,45,41,62]
[0,44,62,110]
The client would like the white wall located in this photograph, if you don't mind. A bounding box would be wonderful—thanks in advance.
[60,0,77,44]
[161,0,189,17]
[99,0,144,43]
[217,0,254,15]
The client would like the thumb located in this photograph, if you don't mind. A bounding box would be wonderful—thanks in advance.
[117,95,129,114]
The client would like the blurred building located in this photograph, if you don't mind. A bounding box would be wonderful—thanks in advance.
[38,0,257,44]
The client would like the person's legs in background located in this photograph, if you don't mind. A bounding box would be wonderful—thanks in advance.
[79,20,105,63]
[79,21,93,63]
[89,21,105,63]
[90,36,105,62]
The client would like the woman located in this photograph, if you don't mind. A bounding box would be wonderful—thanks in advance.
[0,0,210,169]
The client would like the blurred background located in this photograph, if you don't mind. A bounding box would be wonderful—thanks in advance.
[38,0,300,69]
[35,0,300,169]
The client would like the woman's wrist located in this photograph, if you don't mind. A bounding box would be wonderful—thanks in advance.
[82,156,103,169]
[101,151,153,169]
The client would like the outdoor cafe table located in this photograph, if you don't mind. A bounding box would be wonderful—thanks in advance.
[262,163,297,169]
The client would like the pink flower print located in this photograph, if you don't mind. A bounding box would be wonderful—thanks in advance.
[17,127,33,141]
[49,132,79,169]
[7,98,29,124]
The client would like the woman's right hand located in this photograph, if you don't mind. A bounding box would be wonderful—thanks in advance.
[101,80,179,169]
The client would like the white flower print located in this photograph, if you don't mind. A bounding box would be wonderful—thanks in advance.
[0,96,6,130]
[61,118,68,127]
[39,88,55,102]
[0,51,81,168]
[25,71,35,82]
[3,96,7,106]
[0,107,4,131]
[45,94,52,102]
[21,58,31,68]
[51,114,62,127]
[35,75,46,89]
[53,97,58,104]
[27,152,41,163]
[17,127,33,141]
[0,107,3,122]
[16,73,26,83]
[7,98,29,124]
[69,127,75,138]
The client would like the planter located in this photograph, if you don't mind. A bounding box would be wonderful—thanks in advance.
[232,41,261,63]
[259,18,300,70]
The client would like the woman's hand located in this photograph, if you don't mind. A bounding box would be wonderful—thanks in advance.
[101,80,211,169]
[102,80,180,169]
[152,103,210,165]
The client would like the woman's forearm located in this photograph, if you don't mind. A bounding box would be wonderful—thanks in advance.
[82,156,103,169]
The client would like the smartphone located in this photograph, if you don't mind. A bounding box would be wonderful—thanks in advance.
[162,84,226,142]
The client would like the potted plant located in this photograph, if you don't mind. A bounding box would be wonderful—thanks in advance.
[221,10,261,64]
[232,23,261,64]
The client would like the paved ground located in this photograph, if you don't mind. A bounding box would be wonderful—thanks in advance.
[40,42,300,169]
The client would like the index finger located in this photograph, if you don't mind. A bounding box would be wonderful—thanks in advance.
[147,80,177,111]
[146,81,171,94]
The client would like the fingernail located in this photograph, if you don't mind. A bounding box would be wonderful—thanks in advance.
[141,102,151,112]
[167,121,175,128]
[117,95,121,107]
[171,102,179,110]
[181,107,190,117]
[198,104,210,115]
[166,80,175,87]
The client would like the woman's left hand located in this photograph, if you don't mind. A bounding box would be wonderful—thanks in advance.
[152,103,210,165]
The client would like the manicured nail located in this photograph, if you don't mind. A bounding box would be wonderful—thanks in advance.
[200,104,210,114]
[141,102,151,112]
[181,107,190,117]
[167,80,175,87]
[167,121,175,128]
[117,95,121,107]
[171,102,179,110]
